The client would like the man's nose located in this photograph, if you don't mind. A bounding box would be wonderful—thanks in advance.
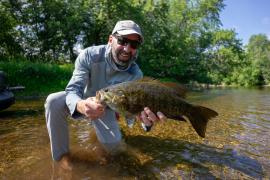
[123,44,132,52]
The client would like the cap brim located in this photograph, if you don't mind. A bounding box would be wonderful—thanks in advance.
[116,30,144,43]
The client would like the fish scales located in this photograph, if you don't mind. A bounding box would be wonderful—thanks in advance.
[97,78,218,137]
[102,81,191,119]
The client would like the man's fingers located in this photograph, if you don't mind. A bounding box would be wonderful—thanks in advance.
[84,102,92,109]
[141,111,152,126]
[157,111,167,123]
[92,96,104,105]
[84,102,105,119]
[144,107,157,122]
[85,99,104,111]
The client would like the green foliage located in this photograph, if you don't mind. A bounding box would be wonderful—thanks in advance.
[0,1,22,58]
[204,29,245,84]
[138,0,225,83]
[1,0,269,86]
[230,66,262,87]
[0,60,73,96]
[246,34,270,85]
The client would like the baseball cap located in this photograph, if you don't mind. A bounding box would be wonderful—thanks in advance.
[112,20,144,43]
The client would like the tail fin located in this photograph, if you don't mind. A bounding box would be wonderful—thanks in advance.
[186,106,218,137]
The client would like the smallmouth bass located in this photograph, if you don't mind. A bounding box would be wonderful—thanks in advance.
[96,78,218,137]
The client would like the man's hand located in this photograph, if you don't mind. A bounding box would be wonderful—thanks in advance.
[137,107,167,126]
[76,97,105,120]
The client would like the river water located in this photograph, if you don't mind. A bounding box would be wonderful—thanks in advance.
[0,88,269,179]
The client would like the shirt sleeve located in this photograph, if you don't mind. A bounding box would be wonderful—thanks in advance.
[65,49,91,118]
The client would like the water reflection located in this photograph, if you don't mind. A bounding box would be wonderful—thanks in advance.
[0,109,42,119]
[125,135,263,179]
[0,88,270,179]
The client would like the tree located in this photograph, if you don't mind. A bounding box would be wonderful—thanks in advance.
[246,34,270,85]
[139,0,226,83]
[204,29,244,84]
[0,1,22,58]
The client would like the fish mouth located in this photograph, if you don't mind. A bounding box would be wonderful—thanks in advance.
[96,91,102,101]
[96,90,113,104]
[96,90,106,103]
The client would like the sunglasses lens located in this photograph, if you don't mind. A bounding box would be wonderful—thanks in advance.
[129,42,139,49]
[114,35,140,49]
[117,37,126,46]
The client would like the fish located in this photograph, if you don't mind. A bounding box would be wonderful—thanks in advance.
[96,78,218,137]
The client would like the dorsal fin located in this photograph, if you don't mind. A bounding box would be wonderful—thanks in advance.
[136,77,187,98]
[136,77,158,83]
[162,82,187,98]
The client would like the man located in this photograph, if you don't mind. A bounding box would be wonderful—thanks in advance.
[45,20,166,169]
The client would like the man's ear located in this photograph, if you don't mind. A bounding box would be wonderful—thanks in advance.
[108,35,113,44]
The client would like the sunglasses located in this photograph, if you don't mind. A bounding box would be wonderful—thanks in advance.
[113,34,141,49]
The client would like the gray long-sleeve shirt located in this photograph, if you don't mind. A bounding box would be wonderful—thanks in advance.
[65,44,143,118]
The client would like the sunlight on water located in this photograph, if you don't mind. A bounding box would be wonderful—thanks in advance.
[0,88,270,179]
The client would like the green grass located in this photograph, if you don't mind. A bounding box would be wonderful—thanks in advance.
[0,60,74,97]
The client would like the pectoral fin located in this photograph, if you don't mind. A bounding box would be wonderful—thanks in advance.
[125,116,136,128]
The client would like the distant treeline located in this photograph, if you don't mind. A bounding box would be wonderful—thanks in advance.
[1,0,270,86]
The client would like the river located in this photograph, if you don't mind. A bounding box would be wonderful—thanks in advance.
[0,87,269,179]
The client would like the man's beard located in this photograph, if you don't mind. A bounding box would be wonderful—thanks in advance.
[112,48,132,68]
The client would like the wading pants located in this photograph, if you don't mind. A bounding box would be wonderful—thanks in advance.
[44,91,122,161]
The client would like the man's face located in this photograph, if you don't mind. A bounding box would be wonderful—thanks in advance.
[109,33,141,67]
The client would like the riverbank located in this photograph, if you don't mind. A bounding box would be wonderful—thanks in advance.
[1,60,268,97]
[0,61,73,97]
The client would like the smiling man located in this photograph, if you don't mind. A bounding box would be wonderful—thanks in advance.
[45,20,166,170]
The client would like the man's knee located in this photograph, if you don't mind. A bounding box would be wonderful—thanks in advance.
[45,91,66,112]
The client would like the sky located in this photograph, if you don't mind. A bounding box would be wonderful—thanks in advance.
[220,0,270,45]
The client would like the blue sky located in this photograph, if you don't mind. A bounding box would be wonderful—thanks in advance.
[220,0,270,45]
